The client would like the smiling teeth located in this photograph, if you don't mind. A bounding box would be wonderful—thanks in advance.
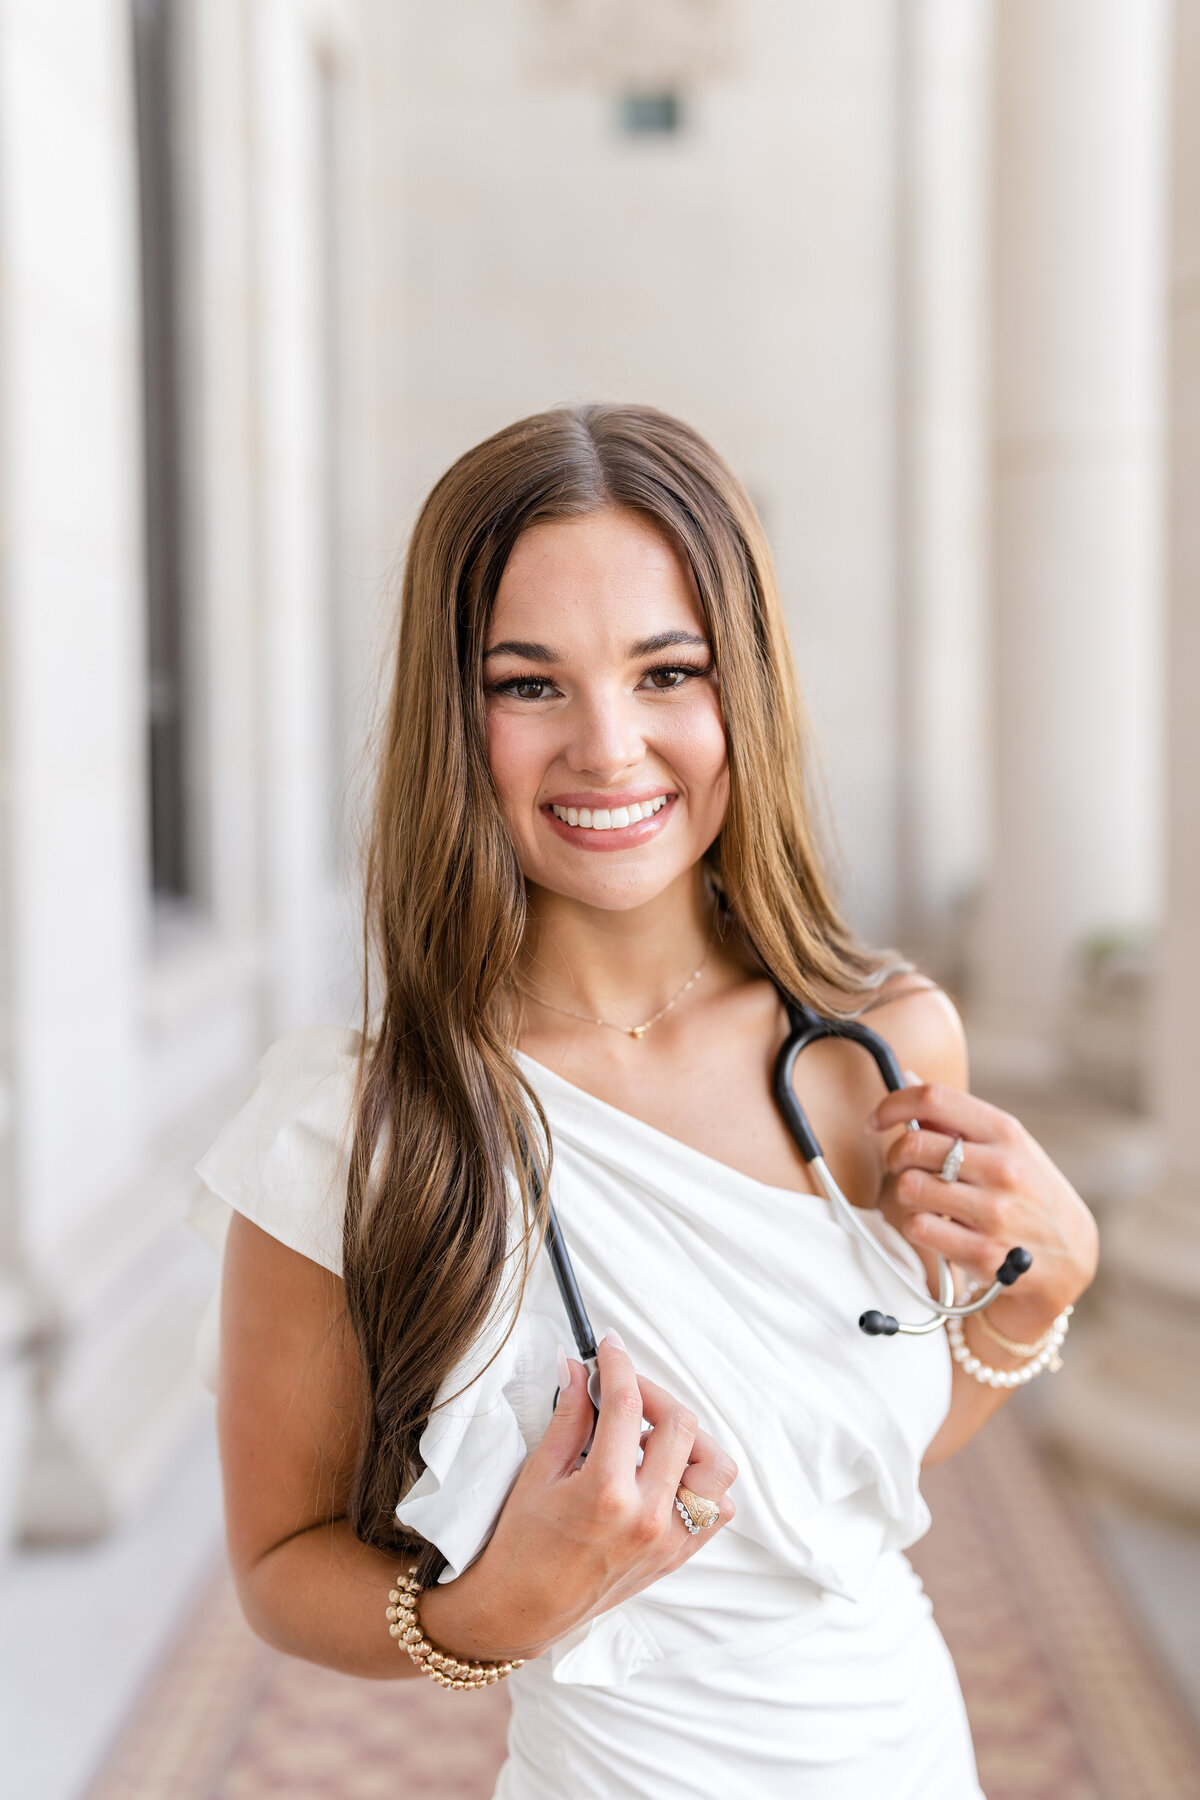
[551,796,669,830]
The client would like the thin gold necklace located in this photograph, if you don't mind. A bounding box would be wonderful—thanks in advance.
[517,939,713,1040]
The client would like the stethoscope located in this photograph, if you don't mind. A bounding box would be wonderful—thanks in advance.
[537,991,1032,1420]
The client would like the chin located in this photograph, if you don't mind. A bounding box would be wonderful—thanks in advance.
[529,857,688,912]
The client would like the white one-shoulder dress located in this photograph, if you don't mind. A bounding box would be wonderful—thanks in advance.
[190,1027,985,1800]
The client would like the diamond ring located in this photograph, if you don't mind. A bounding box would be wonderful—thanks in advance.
[938,1136,965,1183]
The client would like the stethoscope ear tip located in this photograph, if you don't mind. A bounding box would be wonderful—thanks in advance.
[997,1246,1033,1285]
[859,1309,900,1337]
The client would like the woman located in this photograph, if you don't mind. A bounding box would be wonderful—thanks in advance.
[196,404,1098,1798]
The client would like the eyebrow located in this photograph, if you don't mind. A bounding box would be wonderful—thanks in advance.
[483,638,557,663]
[482,629,709,663]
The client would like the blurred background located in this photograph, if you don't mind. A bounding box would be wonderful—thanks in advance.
[1,0,1198,1795]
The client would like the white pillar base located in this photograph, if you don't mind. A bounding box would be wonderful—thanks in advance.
[15,1162,217,1546]
[1043,1178,1200,1520]
[0,1277,34,1571]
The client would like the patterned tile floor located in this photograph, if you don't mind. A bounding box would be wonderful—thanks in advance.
[87,1412,1200,1800]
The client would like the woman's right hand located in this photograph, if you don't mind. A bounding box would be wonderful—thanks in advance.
[419,1331,738,1663]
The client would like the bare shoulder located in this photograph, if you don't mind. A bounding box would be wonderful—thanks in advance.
[853,973,969,1090]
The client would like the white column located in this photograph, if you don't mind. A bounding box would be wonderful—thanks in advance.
[1045,1,1200,1514]
[0,2,148,1543]
[894,0,992,972]
[973,0,1167,1050]
[0,0,237,1547]
[0,0,383,1559]
[253,0,347,1034]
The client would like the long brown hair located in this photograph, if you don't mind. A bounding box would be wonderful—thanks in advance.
[344,404,905,1572]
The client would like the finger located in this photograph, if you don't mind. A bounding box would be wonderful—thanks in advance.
[888,1162,1009,1238]
[636,1403,699,1491]
[638,1420,726,1474]
[872,1081,1022,1147]
[631,1372,697,1488]
[584,1332,648,1483]
[534,1352,597,1477]
[670,1448,738,1541]
[673,1484,737,1543]
[633,1373,738,1497]
[885,1126,964,1179]
[888,1132,1023,1197]
[634,1372,702,1432]
[676,1432,738,1498]
[903,1209,1006,1274]
[632,1376,720,1470]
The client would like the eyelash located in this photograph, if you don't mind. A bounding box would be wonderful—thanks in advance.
[487,661,711,702]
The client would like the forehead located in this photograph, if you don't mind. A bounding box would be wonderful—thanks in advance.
[487,507,704,648]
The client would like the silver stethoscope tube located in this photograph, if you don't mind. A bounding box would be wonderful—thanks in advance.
[807,1153,1026,1334]
[772,996,1032,1335]
[534,991,1033,1370]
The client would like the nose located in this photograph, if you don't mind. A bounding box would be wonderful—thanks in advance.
[564,683,645,781]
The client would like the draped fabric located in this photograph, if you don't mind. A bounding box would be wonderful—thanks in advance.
[191,1028,984,1798]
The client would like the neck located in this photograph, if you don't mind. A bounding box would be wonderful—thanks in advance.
[518,869,715,1023]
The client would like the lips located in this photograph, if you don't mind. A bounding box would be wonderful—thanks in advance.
[548,796,668,831]
[541,791,677,850]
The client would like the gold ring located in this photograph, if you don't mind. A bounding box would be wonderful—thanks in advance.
[674,1483,720,1532]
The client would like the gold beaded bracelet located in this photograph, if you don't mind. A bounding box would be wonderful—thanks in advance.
[946,1299,1072,1388]
[386,1566,525,1691]
[975,1307,1057,1359]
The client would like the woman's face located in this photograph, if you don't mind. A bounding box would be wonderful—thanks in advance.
[483,506,729,913]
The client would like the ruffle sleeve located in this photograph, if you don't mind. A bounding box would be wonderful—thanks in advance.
[394,1164,572,1583]
[394,1264,533,1583]
[189,1024,362,1277]
[188,1028,546,1583]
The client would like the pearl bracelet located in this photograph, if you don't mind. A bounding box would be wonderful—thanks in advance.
[386,1565,524,1690]
[946,1301,1073,1389]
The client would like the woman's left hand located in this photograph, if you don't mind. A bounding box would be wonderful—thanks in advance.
[871,1080,1100,1337]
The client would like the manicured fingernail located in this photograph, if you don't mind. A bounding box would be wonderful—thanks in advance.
[904,1069,922,1087]
[556,1343,571,1391]
[605,1328,626,1352]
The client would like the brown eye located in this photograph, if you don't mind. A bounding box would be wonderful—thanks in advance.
[643,664,705,690]
[489,675,555,700]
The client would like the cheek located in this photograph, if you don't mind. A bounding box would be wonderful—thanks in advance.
[484,711,542,830]
[663,692,728,810]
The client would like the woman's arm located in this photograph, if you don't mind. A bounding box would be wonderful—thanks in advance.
[860,987,1099,1467]
[218,1212,738,1676]
[219,1212,439,1676]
